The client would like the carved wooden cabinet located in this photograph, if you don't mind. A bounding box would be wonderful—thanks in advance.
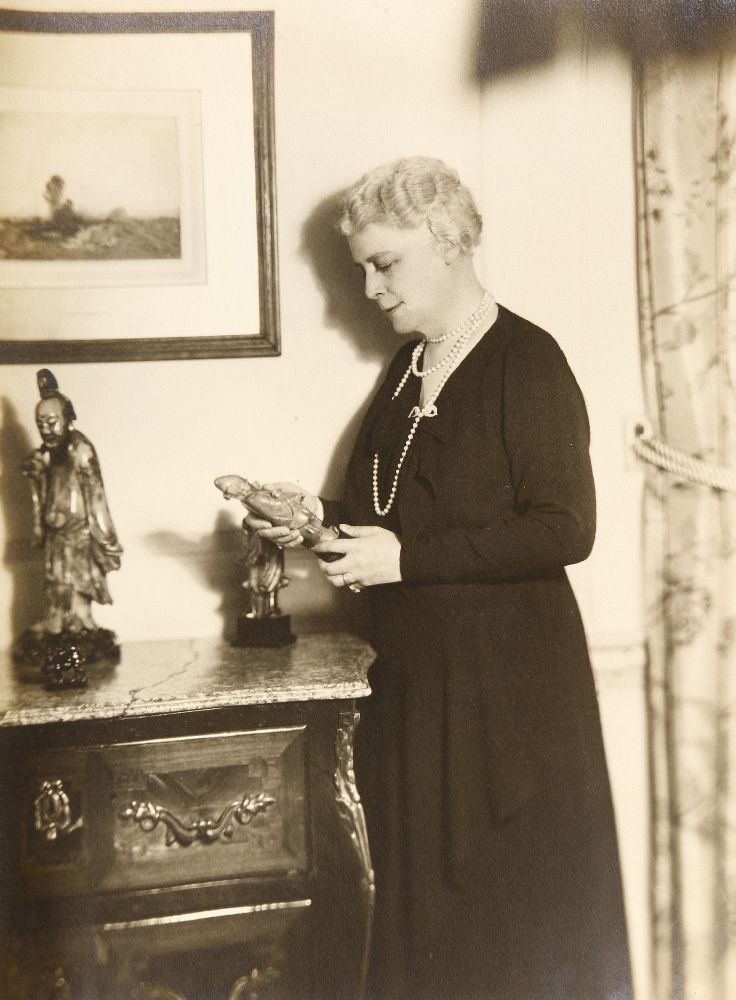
[0,634,374,1000]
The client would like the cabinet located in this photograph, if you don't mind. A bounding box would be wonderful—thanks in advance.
[0,634,374,1000]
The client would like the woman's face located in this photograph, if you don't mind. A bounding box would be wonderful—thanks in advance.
[348,222,453,338]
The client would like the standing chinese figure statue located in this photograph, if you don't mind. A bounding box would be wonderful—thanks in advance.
[213,475,322,647]
[242,525,288,619]
[236,525,295,647]
[14,369,123,681]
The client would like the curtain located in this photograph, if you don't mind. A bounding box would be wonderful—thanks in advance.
[635,51,736,1000]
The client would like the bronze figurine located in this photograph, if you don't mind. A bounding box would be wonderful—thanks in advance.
[214,476,315,647]
[241,526,289,621]
[14,370,122,678]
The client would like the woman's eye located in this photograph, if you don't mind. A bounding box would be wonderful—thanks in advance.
[376,261,394,273]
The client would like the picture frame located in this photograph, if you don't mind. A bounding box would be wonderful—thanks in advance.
[0,9,279,363]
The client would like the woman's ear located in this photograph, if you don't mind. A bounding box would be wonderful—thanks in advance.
[442,242,461,264]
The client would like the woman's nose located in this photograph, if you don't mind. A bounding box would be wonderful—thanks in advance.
[364,269,385,300]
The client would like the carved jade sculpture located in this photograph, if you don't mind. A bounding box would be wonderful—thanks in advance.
[215,475,339,647]
[14,369,122,682]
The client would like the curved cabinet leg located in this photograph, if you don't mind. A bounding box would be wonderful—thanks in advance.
[334,708,375,999]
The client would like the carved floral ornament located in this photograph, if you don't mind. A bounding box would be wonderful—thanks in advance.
[120,791,275,847]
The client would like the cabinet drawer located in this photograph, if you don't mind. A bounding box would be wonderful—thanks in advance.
[3,899,312,1000]
[19,727,308,898]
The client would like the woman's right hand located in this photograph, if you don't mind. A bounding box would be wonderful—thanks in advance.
[243,482,322,549]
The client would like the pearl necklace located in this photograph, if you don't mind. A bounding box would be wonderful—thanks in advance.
[412,291,494,373]
[410,327,471,379]
[421,290,494,345]
[372,291,495,516]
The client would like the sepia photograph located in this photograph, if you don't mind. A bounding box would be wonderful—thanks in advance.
[0,1,735,999]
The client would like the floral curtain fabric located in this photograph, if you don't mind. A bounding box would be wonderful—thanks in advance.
[635,52,736,1000]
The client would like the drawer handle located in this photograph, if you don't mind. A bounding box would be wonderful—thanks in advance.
[34,779,83,841]
[119,791,275,847]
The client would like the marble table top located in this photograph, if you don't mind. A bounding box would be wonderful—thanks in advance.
[0,633,375,729]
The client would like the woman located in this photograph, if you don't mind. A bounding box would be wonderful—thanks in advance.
[248,157,632,1000]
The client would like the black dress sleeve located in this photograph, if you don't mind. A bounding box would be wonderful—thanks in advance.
[400,328,596,583]
[319,498,346,528]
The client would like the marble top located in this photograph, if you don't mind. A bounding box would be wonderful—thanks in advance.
[0,633,375,729]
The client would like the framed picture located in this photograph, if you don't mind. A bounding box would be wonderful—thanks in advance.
[0,9,279,363]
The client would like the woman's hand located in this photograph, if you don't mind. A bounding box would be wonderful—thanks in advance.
[243,482,322,549]
[315,524,402,589]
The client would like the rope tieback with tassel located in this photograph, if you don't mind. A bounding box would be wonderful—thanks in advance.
[632,424,736,494]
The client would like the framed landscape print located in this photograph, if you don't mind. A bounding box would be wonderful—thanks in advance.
[0,9,279,363]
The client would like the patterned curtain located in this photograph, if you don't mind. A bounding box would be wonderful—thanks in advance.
[635,53,736,1000]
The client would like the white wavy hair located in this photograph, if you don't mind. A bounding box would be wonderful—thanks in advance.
[337,156,483,254]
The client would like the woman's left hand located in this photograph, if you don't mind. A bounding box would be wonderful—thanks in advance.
[315,524,402,589]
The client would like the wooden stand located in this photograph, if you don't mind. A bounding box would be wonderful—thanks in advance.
[234,613,296,648]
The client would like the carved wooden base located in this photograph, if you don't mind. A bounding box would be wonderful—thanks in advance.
[232,615,295,648]
[12,628,120,688]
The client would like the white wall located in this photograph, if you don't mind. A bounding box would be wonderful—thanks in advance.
[479,24,649,1000]
[0,2,650,996]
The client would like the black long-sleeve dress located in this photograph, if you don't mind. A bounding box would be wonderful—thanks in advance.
[325,305,632,1000]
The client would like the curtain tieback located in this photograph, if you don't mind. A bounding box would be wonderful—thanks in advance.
[633,424,736,493]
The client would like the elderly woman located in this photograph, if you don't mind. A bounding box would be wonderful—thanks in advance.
[248,157,632,1000]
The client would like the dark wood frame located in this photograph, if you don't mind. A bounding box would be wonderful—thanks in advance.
[0,8,279,364]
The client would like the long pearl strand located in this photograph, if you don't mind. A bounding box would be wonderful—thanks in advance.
[372,291,495,516]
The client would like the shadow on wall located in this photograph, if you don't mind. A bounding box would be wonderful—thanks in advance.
[146,510,244,641]
[1,399,45,639]
[145,511,371,641]
[475,0,736,78]
[299,191,395,500]
[299,191,391,363]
